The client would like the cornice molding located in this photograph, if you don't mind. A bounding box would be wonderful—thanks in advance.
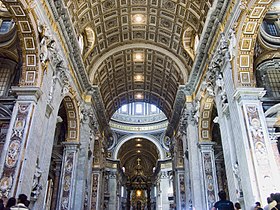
[11,86,43,102]
[185,0,230,94]
[233,87,266,102]
[46,0,92,92]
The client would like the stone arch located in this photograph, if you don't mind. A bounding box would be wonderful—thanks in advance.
[2,1,41,86]
[199,96,215,142]
[113,134,165,160]
[61,96,80,142]
[236,0,274,87]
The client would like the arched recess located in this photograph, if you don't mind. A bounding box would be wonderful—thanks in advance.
[113,134,165,160]
[2,1,41,86]
[236,0,274,87]
[61,96,80,142]
[199,96,215,142]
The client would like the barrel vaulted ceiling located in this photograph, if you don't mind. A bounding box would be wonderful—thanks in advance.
[63,0,214,119]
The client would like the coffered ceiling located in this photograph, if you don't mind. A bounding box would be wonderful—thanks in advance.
[63,0,213,119]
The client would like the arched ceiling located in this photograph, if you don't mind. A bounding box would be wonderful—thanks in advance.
[62,0,214,119]
[117,138,159,177]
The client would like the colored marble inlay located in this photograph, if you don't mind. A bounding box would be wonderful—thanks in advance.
[60,152,75,210]
[0,103,31,198]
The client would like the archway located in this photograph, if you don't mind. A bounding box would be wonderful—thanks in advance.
[44,96,79,210]
[117,137,161,210]
[198,96,229,208]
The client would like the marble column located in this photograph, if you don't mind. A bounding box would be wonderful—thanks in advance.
[108,170,117,210]
[73,104,96,210]
[232,88,280,206]
[174,170,187,210]
[199,142,218,210]
[186,106,205,210]
[91,172,101,209]
[57,142,79,210]
[180,130,192,209]
[157,170,172,210]
[0,87,42,199]
[215,99,240,202]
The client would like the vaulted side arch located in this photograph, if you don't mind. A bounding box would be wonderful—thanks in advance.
[1,0,41,86]
[236,0,275,87]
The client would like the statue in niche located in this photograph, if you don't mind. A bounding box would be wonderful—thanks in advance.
[38,23,53,69]
[228,28,237,61]
[216,74,228,107]
[233,162,243,197]
[31,159,43,200]
[206,82,215,96]
[194,100,200,123]
[220,33,228,53]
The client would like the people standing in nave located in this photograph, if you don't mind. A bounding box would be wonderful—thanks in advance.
[212,190,234,210]
[271,193,280,210]
[253,201,263,210]
[0,199,4,210]
[264,194,276,210]
[10,194,28,210]
[234,202,242,210]
[4,197,16,210]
